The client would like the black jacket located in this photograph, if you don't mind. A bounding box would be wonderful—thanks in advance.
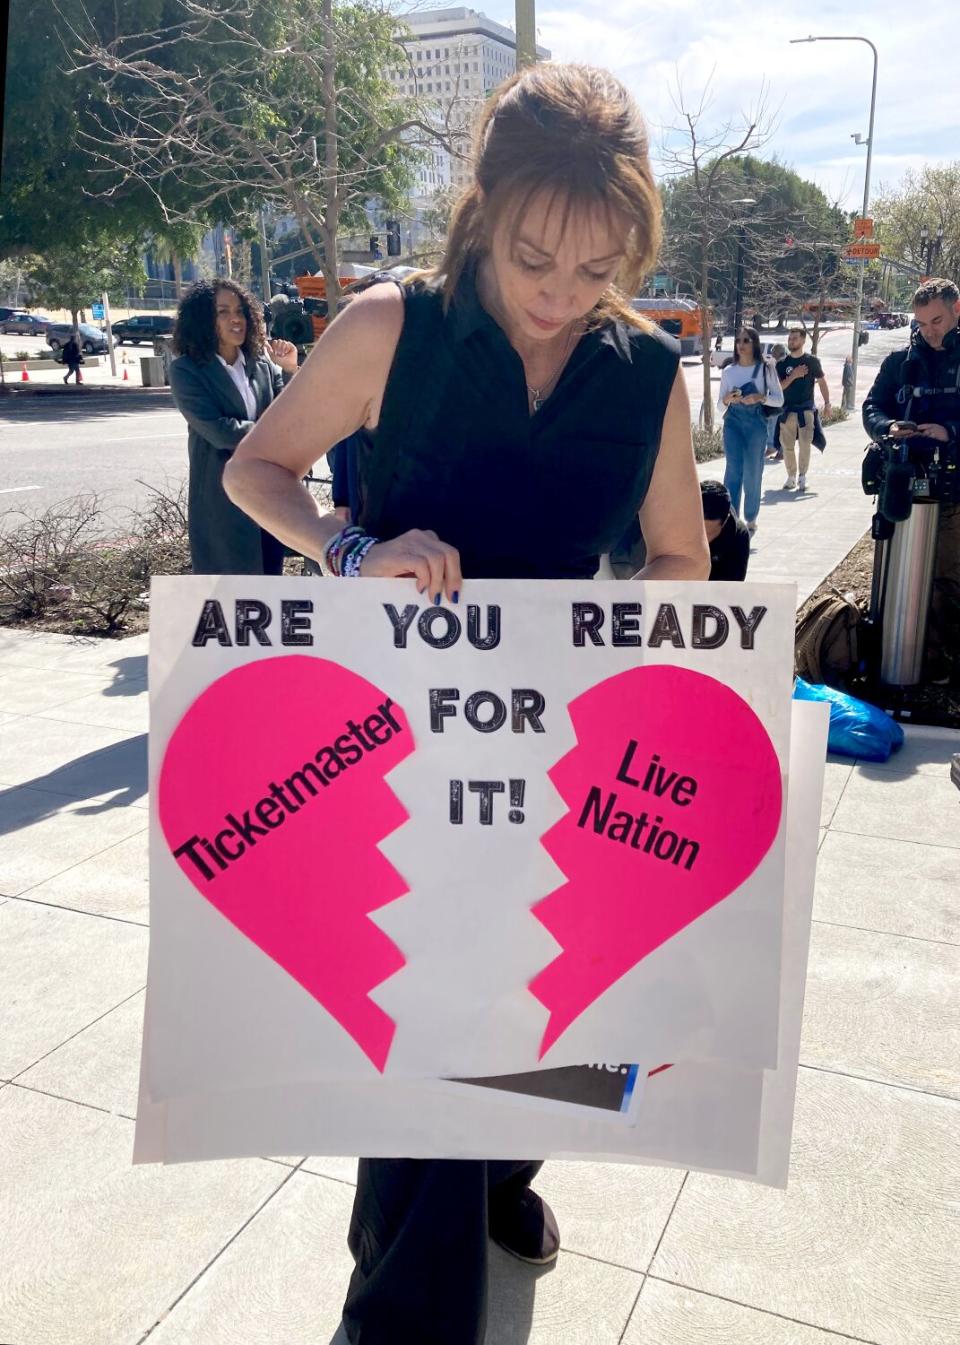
[709,512,751,581]
[862,324,960,445]
[170,352,288,574]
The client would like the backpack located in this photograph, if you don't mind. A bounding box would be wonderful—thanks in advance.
[794,589,862,687]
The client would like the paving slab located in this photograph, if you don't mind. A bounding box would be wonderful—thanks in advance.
[0,628,148,675]
[802,921,959,1098]
[864,724,960,777]
[17,990,146,1118]
[34,679,149,733]
[0,1086,291,1345]
[483,1244,641,1345]
[624,1277,877,1343]
[0,785,147,894]
[529,1159,685,1273]
[0,713,142,793]
[0,664,122,715]
[650,1069,960,1345]
[302,1154,362,1185]
[814,830,960,944]
[819,759,854,827]
[831,766,960,849]
[0,899,146,1077]
[143,1170,357,1345]
[18,825,149,920]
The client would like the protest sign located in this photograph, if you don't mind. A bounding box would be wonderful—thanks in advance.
[143,576,794,1097]
[135,695,826,1185]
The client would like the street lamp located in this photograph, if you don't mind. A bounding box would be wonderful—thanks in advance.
[791,34,878,409]
[728,197,757,337]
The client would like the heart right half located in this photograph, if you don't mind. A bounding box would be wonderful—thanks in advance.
[529,664,783,1058]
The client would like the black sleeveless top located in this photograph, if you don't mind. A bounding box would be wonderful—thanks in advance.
[356,269,680,580]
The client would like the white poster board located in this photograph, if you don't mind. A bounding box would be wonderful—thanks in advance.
[135,697,826,1186]
[142,577,795,1104]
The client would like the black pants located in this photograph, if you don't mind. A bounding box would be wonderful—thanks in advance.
[342,1158,542,1345]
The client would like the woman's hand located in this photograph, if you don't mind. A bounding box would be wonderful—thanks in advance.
[741,393,764,405]
[266,339,299,375]
[723,390,742,406]
[360,528,463,603]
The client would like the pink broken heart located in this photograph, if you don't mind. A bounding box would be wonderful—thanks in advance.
[158,655,413,1072]
[530,664,783,1058]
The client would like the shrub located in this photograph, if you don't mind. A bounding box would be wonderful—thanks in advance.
[693,426,724,462]
[821,405,849,428]
[0,481,192,634]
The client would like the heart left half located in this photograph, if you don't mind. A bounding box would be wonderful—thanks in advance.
[158,655,413,1072]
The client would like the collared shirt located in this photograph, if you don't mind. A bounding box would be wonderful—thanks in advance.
[357,267,681,580]
[216,350,257,421]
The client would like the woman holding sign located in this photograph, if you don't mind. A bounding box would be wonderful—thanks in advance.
[225,62,708,1345]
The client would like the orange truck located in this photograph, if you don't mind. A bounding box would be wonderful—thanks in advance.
[630,297,707,356]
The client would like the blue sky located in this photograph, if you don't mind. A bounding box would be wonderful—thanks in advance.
[477,0,959,207]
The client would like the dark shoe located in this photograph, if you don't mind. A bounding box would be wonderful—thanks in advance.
[489,1188,560,1265]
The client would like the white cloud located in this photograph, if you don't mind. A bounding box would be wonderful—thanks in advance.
[479,0,959,206]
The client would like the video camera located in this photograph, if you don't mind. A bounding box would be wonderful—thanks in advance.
[268,288,326,347]
[862,432,960,537]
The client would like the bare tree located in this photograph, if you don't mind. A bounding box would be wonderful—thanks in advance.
[658,73,776,430]
[57,0,464,316]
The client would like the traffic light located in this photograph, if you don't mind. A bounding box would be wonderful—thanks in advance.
[386,219,401,256]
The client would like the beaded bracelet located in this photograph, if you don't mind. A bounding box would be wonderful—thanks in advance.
[321,524,364,577]
[341,533,380,577]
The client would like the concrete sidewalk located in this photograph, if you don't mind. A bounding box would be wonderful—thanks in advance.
[1,470,959,1341]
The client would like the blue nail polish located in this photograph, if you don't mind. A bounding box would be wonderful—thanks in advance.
[434,592,441,605]
[452,590,460,604]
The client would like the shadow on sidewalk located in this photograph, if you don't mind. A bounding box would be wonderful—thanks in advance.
[0,733,147,835]
[102,655,148,694]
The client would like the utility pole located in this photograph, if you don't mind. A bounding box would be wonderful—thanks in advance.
[259,208,273,299]
[516,0,536,68]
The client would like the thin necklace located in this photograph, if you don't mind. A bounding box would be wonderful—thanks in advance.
[526,325,577,412]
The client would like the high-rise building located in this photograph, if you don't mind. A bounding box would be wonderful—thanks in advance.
[388,7,550,194]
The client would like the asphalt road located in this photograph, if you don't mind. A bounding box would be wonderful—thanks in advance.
[0,324,907,537]
[0,390,189,536]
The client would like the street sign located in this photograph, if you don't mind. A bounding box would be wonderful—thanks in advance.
[91,302,105,319]
[853,217,874,239]
[844,242,881,260]
[843,257,869,266]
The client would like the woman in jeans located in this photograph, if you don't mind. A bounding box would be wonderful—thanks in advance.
[224,62,709,1345]
[718,327,783,534]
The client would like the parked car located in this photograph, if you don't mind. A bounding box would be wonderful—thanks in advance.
[45,322,108,355]
[0,311,52,335]
[111,314,175,344]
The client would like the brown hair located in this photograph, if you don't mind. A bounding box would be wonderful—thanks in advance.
[787,326,807,339]
[429,64,661,330]
[913,277,959,308]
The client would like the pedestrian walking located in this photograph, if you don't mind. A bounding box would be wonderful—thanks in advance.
[842,355,854,411]
[61,333,83,384]
[775,328,831,492]
[169,278,299,574]
[765,342,786,461]
[223,61,709,1345]
[718,326,784,535]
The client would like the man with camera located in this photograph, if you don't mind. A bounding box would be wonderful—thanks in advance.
[863,277,960,681]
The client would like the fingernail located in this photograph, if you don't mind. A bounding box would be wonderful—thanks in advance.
[433,592,442,606]
[452,590,460,604]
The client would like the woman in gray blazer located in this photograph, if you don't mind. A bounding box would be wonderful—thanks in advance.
[170,279,300,574]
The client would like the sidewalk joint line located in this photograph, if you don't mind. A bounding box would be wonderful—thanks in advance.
[823,823,960,853]
[134,1164,301,1344]
[645,1171,688,1277]
[812,916,960,949]
[8,1079,117,1119]
[9,985,146,1083]
[617,1282,645,1345]
[646,1275,883,1343]
[798,1062,960,1104]
[2,891,148,928]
